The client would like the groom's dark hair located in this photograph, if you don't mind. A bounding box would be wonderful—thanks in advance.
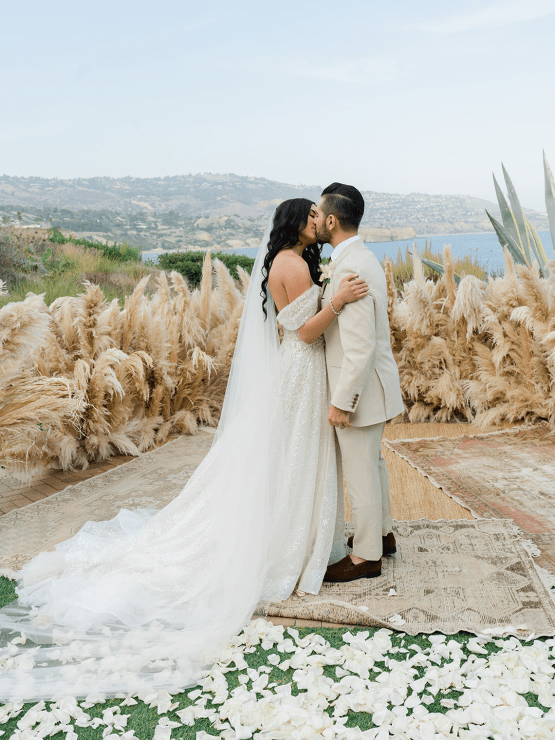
[320,182,364,230]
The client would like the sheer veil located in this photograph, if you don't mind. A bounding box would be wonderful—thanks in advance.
[214,215,279,444]
[0,216,280,702]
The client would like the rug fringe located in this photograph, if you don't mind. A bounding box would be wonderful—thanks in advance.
[384,422,549,448]
[517,535,542,559]
[515,533,555,609]
[0,568,18,580]
[382,441,482,519]
[383,424,553,523]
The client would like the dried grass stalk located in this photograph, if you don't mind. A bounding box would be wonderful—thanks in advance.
[0,253,250,477]
[392,245,555,427]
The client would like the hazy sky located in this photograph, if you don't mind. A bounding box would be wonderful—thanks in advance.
[2,0,554,209]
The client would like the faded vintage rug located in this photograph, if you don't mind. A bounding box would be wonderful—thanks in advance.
[384,425,555,575]
[0,430,215,576]
[3,429,555,636]
[267,519,555,637]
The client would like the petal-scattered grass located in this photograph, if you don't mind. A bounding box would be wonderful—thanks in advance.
[2,577,555,739]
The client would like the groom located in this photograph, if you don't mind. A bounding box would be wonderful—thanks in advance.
[315,183,404,581]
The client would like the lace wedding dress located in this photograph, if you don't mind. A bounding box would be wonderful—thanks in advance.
[0,229,344,703]
[262,284,345,602]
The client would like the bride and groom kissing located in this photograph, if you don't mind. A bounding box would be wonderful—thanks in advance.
[266,182,403,590]
[0,183,404,701]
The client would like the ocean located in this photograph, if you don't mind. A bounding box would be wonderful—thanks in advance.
[142,230,554,273]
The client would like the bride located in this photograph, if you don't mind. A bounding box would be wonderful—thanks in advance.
[0,199,368,702]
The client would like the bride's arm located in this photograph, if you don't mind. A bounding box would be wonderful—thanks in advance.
[298,276,367,344]
[277,259,368,345]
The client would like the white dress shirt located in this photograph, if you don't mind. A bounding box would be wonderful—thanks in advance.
[330,235,360,262]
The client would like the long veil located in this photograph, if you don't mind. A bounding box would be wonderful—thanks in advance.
[0,217,280,702]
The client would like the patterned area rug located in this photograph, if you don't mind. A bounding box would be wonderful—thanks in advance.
[3,428,555,636]
[0,431,215,576]
[384,426,555,575]
[267,519,555,637]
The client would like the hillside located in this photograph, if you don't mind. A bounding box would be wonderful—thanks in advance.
[0,173,548,250]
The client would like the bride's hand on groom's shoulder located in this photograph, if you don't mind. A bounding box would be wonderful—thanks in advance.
[335,273,369,309]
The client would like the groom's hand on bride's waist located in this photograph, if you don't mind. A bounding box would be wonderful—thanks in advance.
[328,404,352,430]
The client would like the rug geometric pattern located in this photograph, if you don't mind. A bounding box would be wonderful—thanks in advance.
[384,425,555,575]
[266,519,555,637]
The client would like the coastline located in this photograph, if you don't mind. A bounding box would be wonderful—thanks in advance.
[141,230,497,256]
[141,230,554,275]
[140,230,498,256]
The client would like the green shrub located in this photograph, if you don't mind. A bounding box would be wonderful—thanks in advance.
[158,251,255,287]
[41,247,74,275]
[0,232,26,282]
[0,227,51,282]
[48,229,141,263]
[101,242,141,262]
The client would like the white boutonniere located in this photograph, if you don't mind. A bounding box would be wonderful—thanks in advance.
[319,261,334,285]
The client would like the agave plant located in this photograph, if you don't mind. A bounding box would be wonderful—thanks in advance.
[486,155,555,277]
[414,240,464,285]
[419,255,461,285]
[544,151,555,255]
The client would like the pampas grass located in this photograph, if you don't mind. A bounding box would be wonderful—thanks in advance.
[390,246,555,428]
[389,242,489,291]
[0,252,244,479]
[4,244,555,479]
[0,294,85,479]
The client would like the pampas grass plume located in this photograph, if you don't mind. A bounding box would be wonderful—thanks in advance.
[5,242,555,477]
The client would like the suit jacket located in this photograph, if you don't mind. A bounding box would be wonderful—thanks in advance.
[323,237,404,427]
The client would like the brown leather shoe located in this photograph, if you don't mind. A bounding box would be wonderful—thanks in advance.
[323,555,381,582]
[382,532,397,555]
[346,532,397,556]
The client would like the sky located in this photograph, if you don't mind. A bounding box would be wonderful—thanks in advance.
[1,0,554,210]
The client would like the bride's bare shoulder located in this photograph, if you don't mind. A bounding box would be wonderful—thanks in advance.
[268,251,313,312]
[269,250,310,283]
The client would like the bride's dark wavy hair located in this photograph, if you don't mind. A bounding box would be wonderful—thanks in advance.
[261,198,322,319]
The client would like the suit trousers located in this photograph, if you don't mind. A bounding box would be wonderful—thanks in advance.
[335,421,393,561]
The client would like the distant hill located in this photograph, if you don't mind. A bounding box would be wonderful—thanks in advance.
[0,173,548,250]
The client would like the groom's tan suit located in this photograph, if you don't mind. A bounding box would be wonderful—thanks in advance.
[323,236,404,561]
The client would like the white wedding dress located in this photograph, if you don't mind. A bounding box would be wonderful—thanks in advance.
[0,226,345,703]
[262,284,344,602]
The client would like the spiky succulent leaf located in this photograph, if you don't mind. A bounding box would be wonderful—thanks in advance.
[421,257,461,285]
[486,210,528,267]
[544,151,555,259]
[502,164,533,266]
[524,218,550,277]
[493,173,520,244]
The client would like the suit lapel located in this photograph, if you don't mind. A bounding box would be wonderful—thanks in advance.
[326,238,367,292]
[330,237,366,270]
[322,238,367,297]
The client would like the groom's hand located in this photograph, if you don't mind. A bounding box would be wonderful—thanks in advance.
[328,404,352,430]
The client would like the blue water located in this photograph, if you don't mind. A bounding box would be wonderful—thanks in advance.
[143,230,554,273]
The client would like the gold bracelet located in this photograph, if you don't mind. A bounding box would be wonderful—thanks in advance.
[329,297,341,316]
